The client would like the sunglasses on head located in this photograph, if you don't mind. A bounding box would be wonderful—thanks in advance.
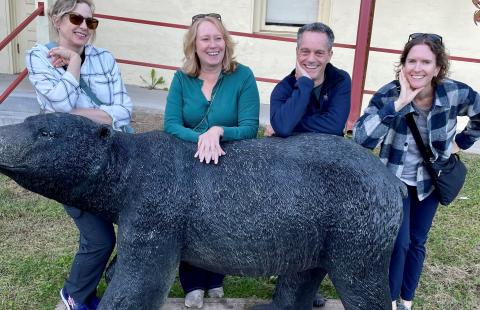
[408,33,442,43]
[191,13,222,24]
[65,12,99,30]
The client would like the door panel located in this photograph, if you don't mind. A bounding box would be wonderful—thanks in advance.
[12,0,36,73]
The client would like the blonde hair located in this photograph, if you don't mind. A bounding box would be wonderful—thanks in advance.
[48,0,96,42]
[182,16,237,77]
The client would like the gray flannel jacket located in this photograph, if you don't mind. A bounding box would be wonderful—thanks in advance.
[26,43,132,130]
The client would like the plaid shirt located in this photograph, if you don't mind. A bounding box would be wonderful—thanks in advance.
[26,43,132,130]
[353,79,480,201]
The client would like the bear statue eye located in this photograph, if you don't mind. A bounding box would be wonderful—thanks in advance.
[39,128,54,138]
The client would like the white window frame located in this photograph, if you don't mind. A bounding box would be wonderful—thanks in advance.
[253,0,332,36]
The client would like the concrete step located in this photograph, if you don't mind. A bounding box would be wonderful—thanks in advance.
[0,73,272,126]
[55,298,345,310]
[0,97,40,126]
[2,73,479,153]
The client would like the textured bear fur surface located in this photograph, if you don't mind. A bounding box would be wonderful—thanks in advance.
[0,113,404,310]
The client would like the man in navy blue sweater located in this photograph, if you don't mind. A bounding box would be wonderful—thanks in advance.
[265,22,351,138]
[265,23,351,307]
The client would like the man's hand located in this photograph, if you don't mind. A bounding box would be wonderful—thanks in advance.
[295,60,311,80]
[194,126,226,164]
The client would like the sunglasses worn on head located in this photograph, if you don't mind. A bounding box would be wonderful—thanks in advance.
[191,13,221,24]
[408,33,442,43]
[65,12,99,30]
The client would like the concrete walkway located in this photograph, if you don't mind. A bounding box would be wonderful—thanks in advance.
[1,72,479,154]
[0,72,169,126]
[0,73,271,126]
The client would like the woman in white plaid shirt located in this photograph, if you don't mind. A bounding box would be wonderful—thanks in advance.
[353,34,480,310]
[25,0,133,309]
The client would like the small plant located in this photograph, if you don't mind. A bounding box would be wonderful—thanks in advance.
[140,69,166,90]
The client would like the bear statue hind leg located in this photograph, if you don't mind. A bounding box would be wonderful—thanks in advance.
[250,268,326,310]
[99,242,180,309]
[328,259,391,310]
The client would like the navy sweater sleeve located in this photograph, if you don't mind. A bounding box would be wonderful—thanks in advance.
[270,76,314,137]
[296,74,351,136]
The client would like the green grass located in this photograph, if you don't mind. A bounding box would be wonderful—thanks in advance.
[0,155,479,309]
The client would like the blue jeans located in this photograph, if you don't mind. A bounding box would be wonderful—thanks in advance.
[389,186,439,301]
[63,205,116,303]
[179,261,225,294]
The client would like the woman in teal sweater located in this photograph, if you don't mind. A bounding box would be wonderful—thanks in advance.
[164,13,259,308]
[165,14,259,166]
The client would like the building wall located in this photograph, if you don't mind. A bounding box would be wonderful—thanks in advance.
[90,0,364,106]
[368,0,480,92]
[0,0,13,73]
[1,0,479,115]
[93,0,287,106]
[367,0,480,128]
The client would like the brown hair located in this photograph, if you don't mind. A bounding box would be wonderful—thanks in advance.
[48,0,96,42]
[182,16,237,77]
[395,35,449,87]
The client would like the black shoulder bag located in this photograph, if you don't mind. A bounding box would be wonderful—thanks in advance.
[405,113,467,205]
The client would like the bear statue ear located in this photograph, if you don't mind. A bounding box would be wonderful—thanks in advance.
[98,125,113,139]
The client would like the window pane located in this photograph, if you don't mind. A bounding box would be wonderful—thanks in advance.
[266,0,318,26]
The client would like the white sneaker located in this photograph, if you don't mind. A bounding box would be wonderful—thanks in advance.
[185,289,204,308]
[207,287,224,298]
[392,301,398,310]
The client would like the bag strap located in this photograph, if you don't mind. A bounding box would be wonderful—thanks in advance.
[191,77,224,131]
[45,42,103,107]
[78,79,104,106]
[405,112,434,163]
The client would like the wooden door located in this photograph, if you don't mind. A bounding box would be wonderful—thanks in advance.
[11,0,36,73]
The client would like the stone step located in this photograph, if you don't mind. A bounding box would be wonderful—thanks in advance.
[55,298,345,310]
[0,97,39,125]
[0,108,39,126]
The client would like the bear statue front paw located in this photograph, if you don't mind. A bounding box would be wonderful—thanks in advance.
[313,292,326,307]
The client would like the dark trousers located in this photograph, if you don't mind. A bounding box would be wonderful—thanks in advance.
[179,261,225,294]
[389,186,439,301]
[63,205,116,304]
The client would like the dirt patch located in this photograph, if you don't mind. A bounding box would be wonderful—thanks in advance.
[4,178,35,199]
[130,109,164,133]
